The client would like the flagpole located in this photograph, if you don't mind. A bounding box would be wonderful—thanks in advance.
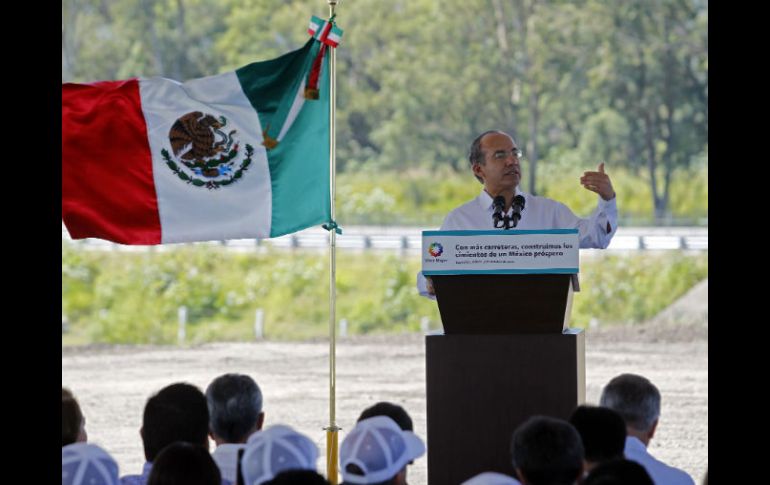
[326,1,340,484]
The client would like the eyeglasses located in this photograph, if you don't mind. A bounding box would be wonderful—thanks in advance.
[489,148,524,161]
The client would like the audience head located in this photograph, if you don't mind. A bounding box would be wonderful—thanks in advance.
[510,415,584,485]
[147,442,221,485]
[62,387,87,446]
[263,469,331,485]
[583,459,654,485]
[569,405,626,468]
[242,424,319,485]
[340,415,425,485]
[599,374,661,440]
[357,401,413,431]
[206,373,264,444]
[62,442,119,485]
[141,382,210,462]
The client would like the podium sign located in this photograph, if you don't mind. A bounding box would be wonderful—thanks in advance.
[422,229,579,275]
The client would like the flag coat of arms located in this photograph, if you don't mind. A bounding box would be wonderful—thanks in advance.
[63,38,331,245]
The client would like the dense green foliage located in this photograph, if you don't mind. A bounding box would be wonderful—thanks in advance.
[62,243,707,345]
[63,0,708,221]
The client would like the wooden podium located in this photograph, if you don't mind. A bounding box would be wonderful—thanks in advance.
[422,231,585,484]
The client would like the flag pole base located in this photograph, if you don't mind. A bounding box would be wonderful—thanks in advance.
[325,425,341,484]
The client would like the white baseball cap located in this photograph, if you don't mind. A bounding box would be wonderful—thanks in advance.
[461,471,522,485]
[241,424,319,485]
[62,443,119,485]
[340,415,426,484]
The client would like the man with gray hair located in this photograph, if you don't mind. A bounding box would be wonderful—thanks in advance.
[417,129,617,297]
[599,373,694,485]
[206,373,265,483]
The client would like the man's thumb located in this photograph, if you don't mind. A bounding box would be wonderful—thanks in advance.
[598,162,605,173]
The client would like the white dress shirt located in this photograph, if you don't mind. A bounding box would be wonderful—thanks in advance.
[211,443,248,484]
[624,436,695,485]
[417,188,618,297]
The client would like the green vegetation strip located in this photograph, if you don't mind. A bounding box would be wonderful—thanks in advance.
[63,245,707,345]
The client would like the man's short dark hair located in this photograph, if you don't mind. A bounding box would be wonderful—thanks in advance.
[599,373,661,433]
[583,458,654,485]
[266,469,331,485]
[142,383,209,462]
[206,373,263,443]
[357,402,413,431]
[510,416,584,485]
[147,442,221,485]
[62,387,84,446]
[569,405,626,463]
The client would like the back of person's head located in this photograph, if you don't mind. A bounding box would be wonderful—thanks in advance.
[568,405,626,465]
[583,459,653,485]
[141,382,210,462]
[599,373,661,433]
[62,442,119,485]
[357,402,413,431]
[340,415,425,485]
[147,442,221,485]
[241,424,319,485]
[263,469,331,485]
[206,373,264,443]
[510,415,584,485]
[63,387,87,446]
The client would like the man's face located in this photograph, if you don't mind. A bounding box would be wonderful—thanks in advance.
[473,132,522,195]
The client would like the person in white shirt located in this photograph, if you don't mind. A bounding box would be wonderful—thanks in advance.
[599,373,696,485]
[418,130,618,297]
[206,373,265,484]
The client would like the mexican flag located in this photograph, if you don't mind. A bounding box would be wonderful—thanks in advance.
[63,38,331,245]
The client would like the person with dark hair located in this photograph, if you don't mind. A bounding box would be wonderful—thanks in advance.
[62,387,87,446]
[569,405,626,472]
[418,129,617,296]
[147,442,221,485]
[583,459,654,485]
[263,470,330,485]
[600,373,695,485]
[121,382,210,485]
[340,416,425,485]
[357,402,413,431]
[510,415,584,485]
[206,373,265,483]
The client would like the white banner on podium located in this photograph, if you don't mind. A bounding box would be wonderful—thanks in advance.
[422,229,579,275]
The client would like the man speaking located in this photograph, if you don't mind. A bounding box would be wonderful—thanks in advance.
[418,130,618,297]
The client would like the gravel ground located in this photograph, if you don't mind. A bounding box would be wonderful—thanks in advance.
[62,321,707,484]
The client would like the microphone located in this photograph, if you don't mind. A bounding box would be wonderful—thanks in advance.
[492,195,506,228]
[510,195,526,228]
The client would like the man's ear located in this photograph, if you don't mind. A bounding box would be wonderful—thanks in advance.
[472,163,485,181]
[256,412,265,431]
[648,418,659,441]
[514,467,529,484]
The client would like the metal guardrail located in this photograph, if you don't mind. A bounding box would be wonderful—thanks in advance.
[62,224,707,252]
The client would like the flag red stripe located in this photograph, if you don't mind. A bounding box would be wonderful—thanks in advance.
[62,79,161,244]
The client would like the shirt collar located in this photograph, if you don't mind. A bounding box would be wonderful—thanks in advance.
[478,187,525,212]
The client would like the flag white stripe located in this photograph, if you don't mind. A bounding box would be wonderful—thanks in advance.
[140,73,273,243]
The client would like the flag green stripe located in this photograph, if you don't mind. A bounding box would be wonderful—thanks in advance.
[235,39,330,238]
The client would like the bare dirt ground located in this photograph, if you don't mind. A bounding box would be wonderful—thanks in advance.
[62,282,707,485]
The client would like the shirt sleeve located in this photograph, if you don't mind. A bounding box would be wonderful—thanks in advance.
[552,196,618,249]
